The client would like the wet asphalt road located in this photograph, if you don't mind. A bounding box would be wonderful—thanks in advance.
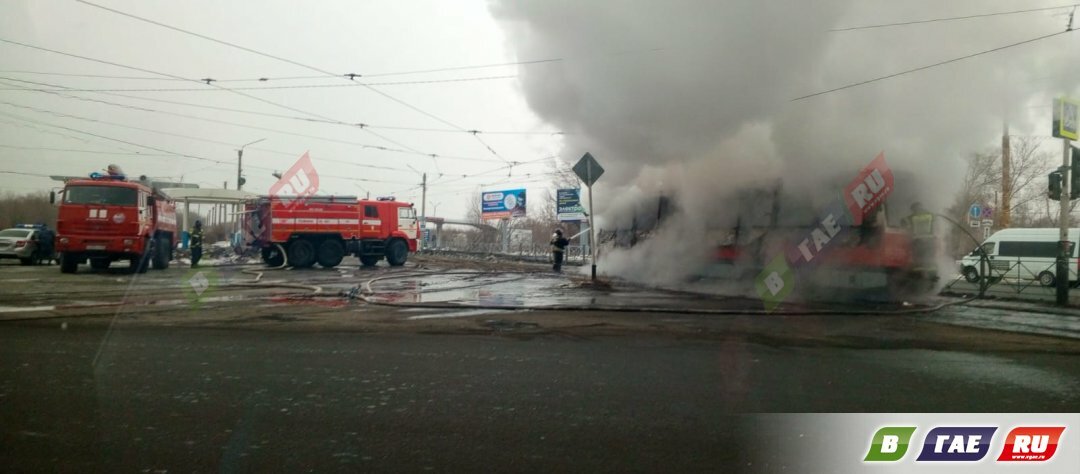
[2,257,1080,472]
[2,322,1079,472]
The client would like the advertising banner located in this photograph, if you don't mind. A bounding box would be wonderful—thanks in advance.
[481,189,526,219]
[557,188,586,221]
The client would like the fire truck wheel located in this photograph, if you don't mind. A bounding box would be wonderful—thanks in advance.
[151,237,170,270]
[386,239,408,267]
[90,258,110,270]
[288,239,316,268]
[60,253,79,274]
[359,255,380,267]
[316,240,344,268]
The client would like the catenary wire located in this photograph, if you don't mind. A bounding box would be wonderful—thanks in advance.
[792,29,1071,101]
[0,74,518,92]
[0,36,447,163]
[0,77,506,163]
[831,4,1078,32]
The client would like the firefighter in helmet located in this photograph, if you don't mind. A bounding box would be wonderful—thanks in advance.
[550,229,569,272]
[902,202,936,273]
[190,220,204,267]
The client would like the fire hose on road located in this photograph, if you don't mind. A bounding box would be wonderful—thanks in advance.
[352,269,975,316]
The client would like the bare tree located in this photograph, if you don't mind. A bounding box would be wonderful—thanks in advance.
[0,192,57,229]
[949,137,1054,226]
[465,189,482,224]
[946,137,1054,255]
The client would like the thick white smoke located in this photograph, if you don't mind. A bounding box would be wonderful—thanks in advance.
[491,0,1080,285]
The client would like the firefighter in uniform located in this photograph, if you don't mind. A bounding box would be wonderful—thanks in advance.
[902,202,936,273]
[190,220,204,267]
[550,229,569,272]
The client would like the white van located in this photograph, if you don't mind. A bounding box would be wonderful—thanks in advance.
[958,228,1080,286]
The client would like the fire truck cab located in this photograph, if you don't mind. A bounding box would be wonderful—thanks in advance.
[246,195,419,268]
[53,172,177,273]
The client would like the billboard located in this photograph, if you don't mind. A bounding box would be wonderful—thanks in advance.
[1053,97,1079,140]
[557,188,586,221]
[481,188,526,219]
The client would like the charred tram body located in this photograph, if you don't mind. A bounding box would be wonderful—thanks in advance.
[709,185,938,302]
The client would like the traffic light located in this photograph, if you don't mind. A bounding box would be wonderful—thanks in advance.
[1050,170,1063,201]
[1072,146,1080,199]
[238,176,247,187]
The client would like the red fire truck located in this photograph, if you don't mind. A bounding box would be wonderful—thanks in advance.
[246,195,419,268]
[52,172,178,273]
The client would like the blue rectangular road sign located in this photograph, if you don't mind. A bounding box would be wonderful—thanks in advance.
[557,188,586,221]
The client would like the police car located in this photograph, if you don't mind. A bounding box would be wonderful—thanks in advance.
[0,224,51,265]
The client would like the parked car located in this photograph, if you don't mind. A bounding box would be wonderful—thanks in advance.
[0,227,44,265]
[958,228,1079,286]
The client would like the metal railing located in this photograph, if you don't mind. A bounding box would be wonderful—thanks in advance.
[943,257,1063,296]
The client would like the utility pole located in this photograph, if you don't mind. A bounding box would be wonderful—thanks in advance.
[237,149,243,191]
[420,173,427,250]
[1058,138,1070,306]
[236,138,265,192]
[1001,121,1012,228]
[223,180,229,230]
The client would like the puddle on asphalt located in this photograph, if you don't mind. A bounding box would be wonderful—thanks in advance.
[926,306,1080,340]
[0,305,55,313]
[406,309,515,320]
[370,275,605,307]
[881,349,1079,398]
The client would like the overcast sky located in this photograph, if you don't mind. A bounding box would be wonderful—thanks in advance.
[0,0,562,219]
[2,1,1080,223]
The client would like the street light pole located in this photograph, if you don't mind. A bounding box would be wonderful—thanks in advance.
[406,165,428,250]
[237,138,266,191]
[419,173,427,250]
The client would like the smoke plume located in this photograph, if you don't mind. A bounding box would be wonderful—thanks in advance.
[491,0,1080,286]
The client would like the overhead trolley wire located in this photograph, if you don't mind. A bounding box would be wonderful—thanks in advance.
[0,97,426,177]
[831,4,1079,32]
[791,29,1072,101]
[74,0,523,172]
[0,76,506,163]
[0,74,517,90]
[0,109,419,188]
[0,36,445,164]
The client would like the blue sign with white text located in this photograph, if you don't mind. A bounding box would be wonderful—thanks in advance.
[557,188,586,221]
